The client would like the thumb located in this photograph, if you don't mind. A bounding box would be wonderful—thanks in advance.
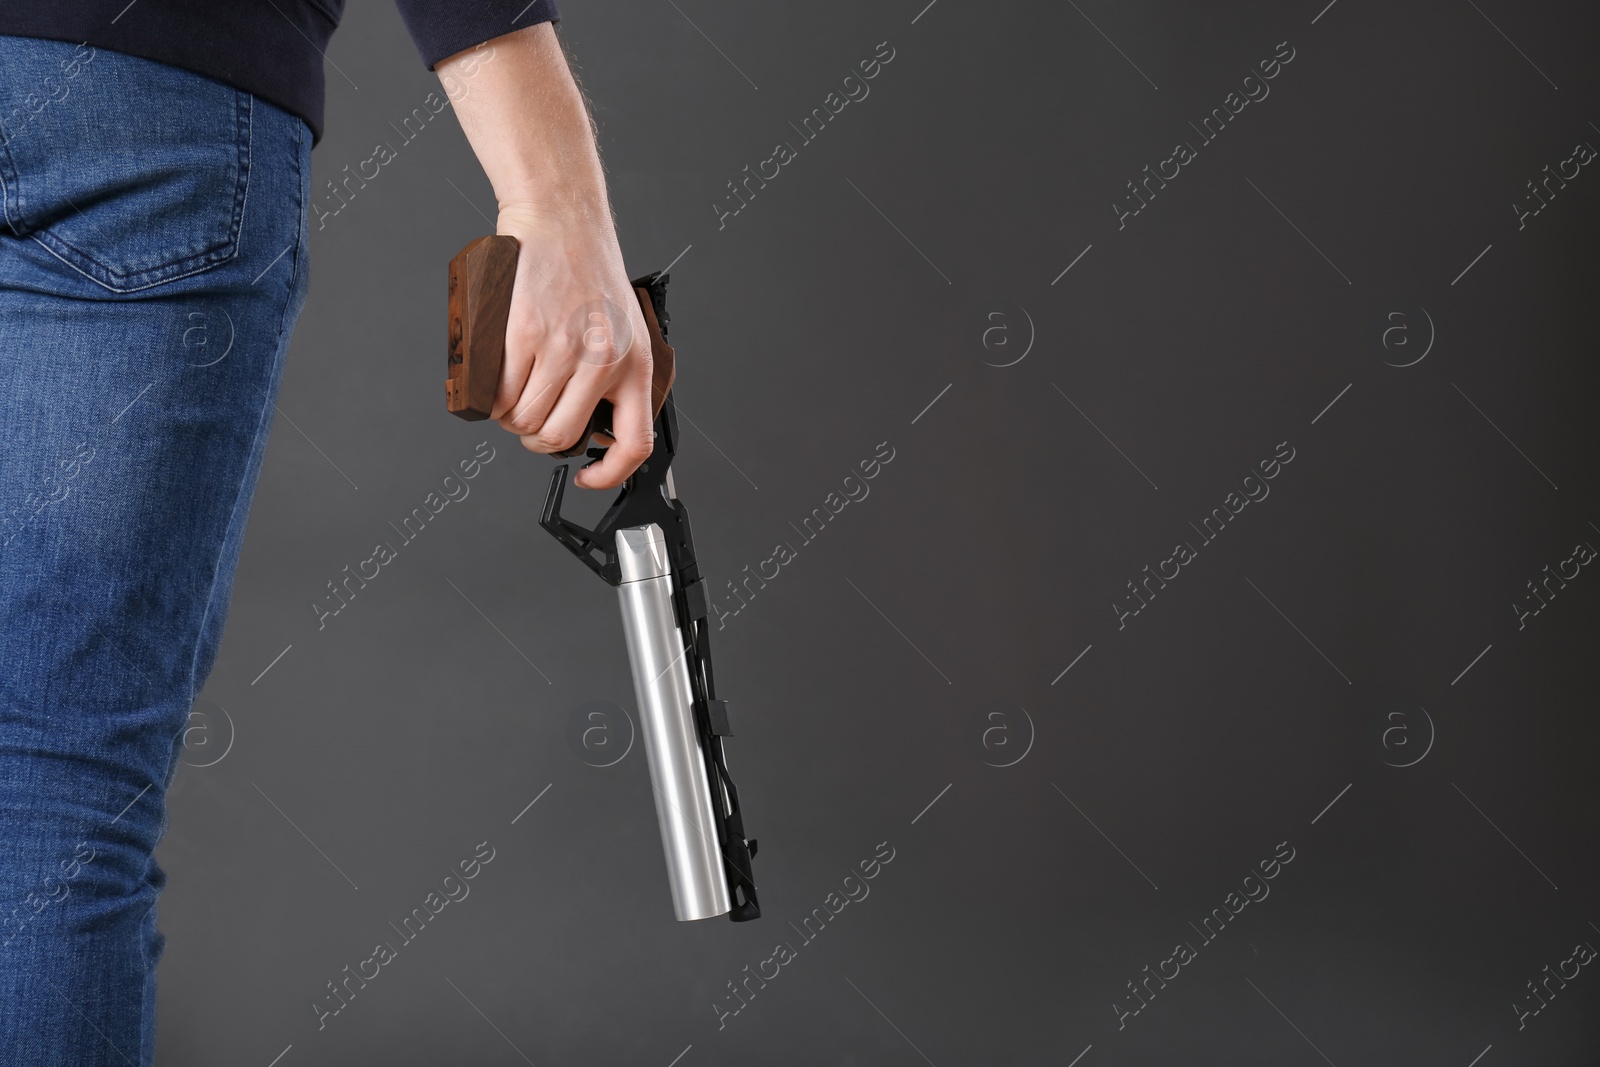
[574,369,652,490]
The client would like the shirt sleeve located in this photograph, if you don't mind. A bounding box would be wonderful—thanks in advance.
[393,0,560,70]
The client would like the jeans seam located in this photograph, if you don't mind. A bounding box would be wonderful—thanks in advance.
[276,120,308,337]
[181,103,293,714]
[0,117,20,234]
[180,328,294,711]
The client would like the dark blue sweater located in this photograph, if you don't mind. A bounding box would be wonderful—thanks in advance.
[0,0,560,143]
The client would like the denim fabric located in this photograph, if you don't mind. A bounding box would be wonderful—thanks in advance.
[0,37,312,1065]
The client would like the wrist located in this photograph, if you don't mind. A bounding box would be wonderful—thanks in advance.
[495,197,617,246]
[495,186,612,228]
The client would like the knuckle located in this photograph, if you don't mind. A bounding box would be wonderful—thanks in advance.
[583,338,624,367]
[532,426,573,452]
[614,437,652,462]
[505,321,540,355]
[503,411,541,436]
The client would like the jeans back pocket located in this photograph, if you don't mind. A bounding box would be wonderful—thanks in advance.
[0,37,251,293]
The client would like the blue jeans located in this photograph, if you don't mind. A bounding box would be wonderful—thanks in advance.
[0,37,311,1064]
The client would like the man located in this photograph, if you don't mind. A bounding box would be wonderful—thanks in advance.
[0,2,650,1061]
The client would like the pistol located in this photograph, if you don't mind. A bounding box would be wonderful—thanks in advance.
[446,235,760,922]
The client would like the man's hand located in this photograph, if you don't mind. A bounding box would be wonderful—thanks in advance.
[489,205,654,490]
[437,23,652,491]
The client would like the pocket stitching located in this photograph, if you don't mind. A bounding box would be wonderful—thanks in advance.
[0,116,22,235]
[27,91,254,294]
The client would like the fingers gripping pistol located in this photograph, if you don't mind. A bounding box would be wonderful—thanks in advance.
[445,235,760,922]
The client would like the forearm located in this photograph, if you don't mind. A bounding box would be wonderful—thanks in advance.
[436,23,611,226]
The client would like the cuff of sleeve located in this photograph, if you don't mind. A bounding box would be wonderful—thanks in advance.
[394,0,561,71]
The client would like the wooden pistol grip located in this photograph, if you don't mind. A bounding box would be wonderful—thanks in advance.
[446,234,518,421]
[446,234,676,459]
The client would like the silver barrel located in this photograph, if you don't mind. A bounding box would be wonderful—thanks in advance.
[615,524,732,921]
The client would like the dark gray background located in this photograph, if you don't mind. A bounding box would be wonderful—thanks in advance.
[157,1,1600,1063]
